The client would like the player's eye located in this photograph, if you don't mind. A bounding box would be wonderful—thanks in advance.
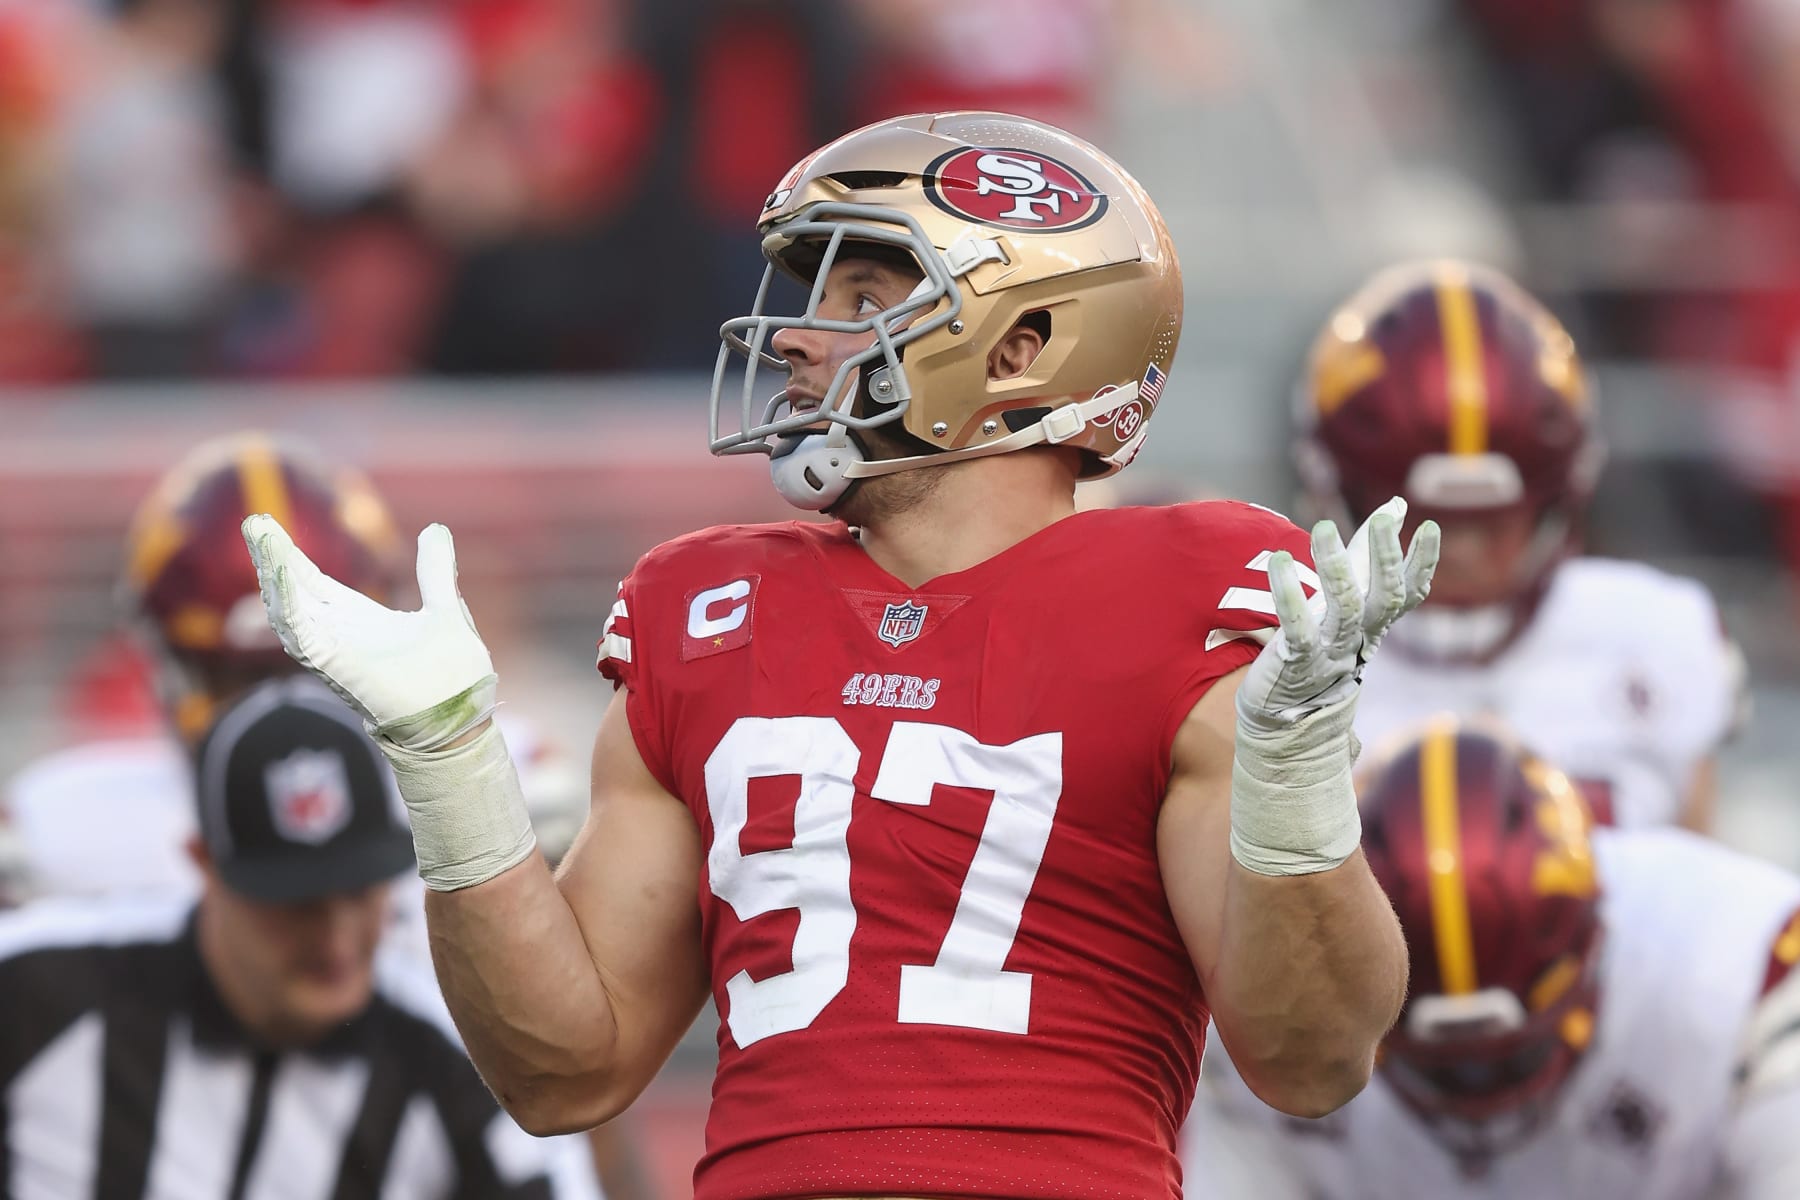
[856,295,882,317]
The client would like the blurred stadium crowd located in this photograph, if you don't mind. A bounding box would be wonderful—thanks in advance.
[0,0,1205,381]
[1,0,1799,559]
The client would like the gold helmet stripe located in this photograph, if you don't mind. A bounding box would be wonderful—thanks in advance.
[1433,263,1489,456]
[1421,721,1479,994]
[124,501,186,592]
[236,436,293,531]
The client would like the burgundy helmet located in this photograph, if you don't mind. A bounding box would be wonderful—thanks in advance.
[119,432,403,737]
[1295,260,1603,660]
[1360,720,1603,1158]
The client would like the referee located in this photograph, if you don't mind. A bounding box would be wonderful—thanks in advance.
[0,677,586,1198]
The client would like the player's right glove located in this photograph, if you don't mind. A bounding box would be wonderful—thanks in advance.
[242,515,538,891]
[1229,497,1439,876]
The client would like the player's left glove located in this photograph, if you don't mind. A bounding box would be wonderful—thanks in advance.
[1237,497,1438,725]
[243,515,537,891]
[1229,498,1439,877]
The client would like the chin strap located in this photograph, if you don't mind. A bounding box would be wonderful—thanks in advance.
[769,427,867,511]
[840,380,1142,481]
[769,380,1144,510]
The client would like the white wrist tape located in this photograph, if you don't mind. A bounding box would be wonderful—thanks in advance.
[1230,693,1362,876]
[380,719,539,892]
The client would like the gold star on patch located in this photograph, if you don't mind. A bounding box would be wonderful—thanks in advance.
[713,636,724,648]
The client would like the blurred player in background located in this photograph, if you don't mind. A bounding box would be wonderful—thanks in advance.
[1293,259,1743,832]
[1183,720,1800,1199]
[0,431,650,1199]
[2,431,407,900]
[242,110,1438,1199]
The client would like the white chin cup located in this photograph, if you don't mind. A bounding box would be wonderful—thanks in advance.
[770,432,864,511]
[1390,602,1517,661]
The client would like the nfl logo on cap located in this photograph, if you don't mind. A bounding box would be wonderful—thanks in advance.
[265,748,353,845]
[878,600,928,648]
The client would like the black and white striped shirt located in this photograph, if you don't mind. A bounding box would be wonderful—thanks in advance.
[0,895,565,1199]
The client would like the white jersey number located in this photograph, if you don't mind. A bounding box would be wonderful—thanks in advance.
[704,716,1063,1047]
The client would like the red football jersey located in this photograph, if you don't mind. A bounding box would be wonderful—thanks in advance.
[597,501,1313,1200]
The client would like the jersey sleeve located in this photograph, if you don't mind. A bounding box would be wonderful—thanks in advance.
[595,578,637,690]
[594,564,678,795]
[1637,574,1744,781]
[1725,911,1800,1200]
[1156,501,1317,762]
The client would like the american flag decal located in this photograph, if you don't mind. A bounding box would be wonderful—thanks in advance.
[1140,362,1167,408]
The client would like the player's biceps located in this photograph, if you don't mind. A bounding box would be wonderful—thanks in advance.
[556,798,707,1102]
[563,701,709,1047]
[1156,774,1231,986]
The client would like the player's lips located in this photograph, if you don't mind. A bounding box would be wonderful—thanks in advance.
[784,389,831,432]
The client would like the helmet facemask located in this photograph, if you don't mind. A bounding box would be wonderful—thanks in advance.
[711,205,966,509]
[1382,954,1600,1169]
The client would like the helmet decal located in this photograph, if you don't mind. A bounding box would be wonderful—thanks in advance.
[923,146,1108,232]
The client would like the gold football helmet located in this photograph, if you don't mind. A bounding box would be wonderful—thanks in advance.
[711,111,1184,510]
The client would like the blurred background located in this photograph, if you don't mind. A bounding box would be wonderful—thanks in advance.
[3,0,1800,1189]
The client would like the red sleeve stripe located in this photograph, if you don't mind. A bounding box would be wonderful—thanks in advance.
[1760,907,1800,997]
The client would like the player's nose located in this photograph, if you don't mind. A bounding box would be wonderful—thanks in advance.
[771,323,828,367]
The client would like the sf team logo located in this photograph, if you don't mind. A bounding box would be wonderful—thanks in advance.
[924,147,1108,231]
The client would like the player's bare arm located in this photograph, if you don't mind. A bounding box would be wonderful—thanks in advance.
[422,692,708,1133]
[238,518,708,1133]
[1160,668,1407,1118]
[1160,503,1438,1118]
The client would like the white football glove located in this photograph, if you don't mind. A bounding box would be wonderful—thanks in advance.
[242,515,536,891]
[1238,497,1439,727]
[242,516,496,750]
[1229,497,1439,877]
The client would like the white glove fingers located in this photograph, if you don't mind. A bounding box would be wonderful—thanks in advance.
[414,524,461,611]
[242,515,313,665]
[1401,519,1442,611]
[1268,550,1318,655]
[1362,509,1407,637]
[1344,496,1408,591]
[1310,520,1362,659]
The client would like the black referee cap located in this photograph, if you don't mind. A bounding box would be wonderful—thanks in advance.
[194,677,415,903]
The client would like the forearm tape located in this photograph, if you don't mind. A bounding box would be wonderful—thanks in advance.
[1230,694,1361,876]
[381,720,539,892]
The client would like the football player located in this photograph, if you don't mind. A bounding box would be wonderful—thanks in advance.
[1293,259,1742,831]
[2,431,407,900]
[0,432,640,1200]
[1182,720,1800,1198]
[242,111,1440,1198]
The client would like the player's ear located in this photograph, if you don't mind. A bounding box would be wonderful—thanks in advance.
[987,311,1049,381]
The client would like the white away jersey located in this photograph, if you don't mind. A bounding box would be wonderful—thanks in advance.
[1358,558,1741,828]
[1,713,580,905]
[1183,828,1800,1200]
[2,737,198,900]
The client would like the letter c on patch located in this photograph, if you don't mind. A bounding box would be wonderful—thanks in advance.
[687,579,752,639]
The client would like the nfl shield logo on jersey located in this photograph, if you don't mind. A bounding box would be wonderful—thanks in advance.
[877,600,929,648]
[265,749,353,845]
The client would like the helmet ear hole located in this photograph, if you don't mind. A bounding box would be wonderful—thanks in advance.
[1001,407,1051,433]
